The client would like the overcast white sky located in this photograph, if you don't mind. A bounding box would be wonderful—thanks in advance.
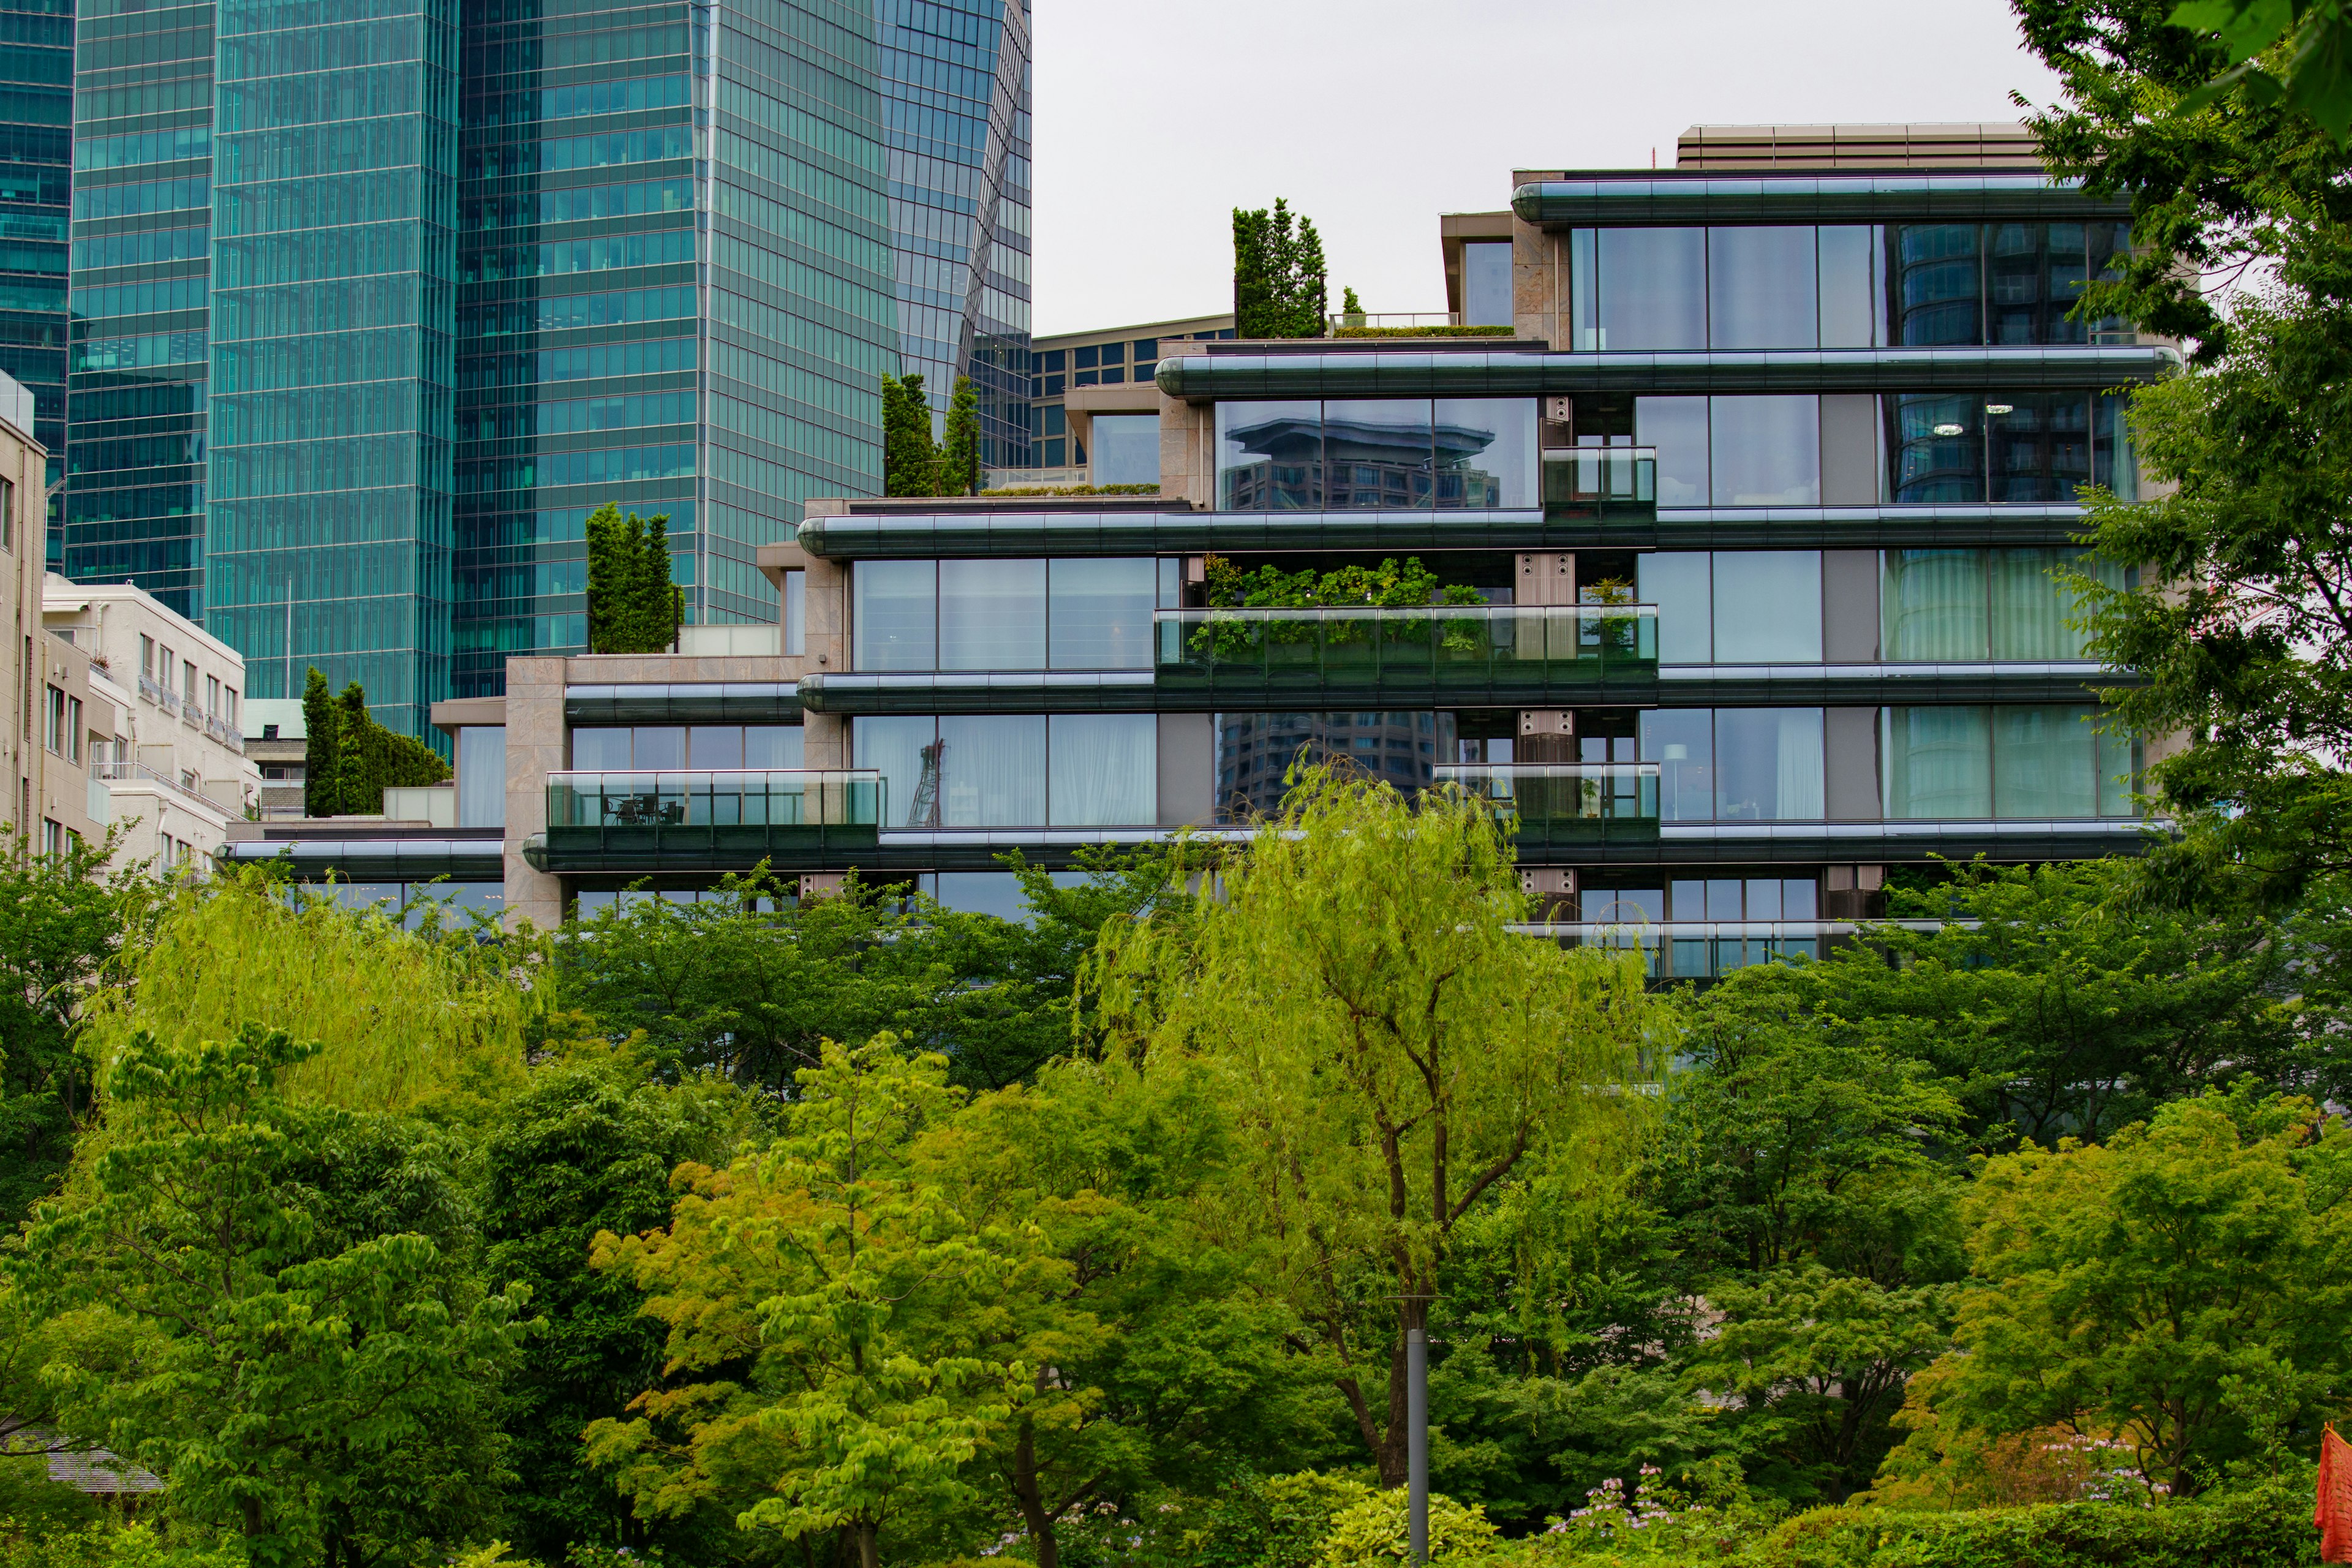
[1027,0,2065,336]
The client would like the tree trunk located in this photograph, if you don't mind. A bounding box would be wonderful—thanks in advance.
[1371,1293,1431,1487]
[1010,1415,1060,1568]
[855,1521,880,1568]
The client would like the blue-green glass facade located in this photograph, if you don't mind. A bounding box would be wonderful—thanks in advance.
[447,0,897,699]
[877,0,1030,468]
[61,0,991,723]
[3,0,72,566]
[198,0,459,731]
[453,0,701,695]
[61,0,211,617]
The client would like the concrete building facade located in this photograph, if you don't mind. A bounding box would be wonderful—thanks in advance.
[221,129,2168,980]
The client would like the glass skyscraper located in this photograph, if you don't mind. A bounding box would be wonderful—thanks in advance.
[4,0,71,570]
[876,0,1030,469]
[202,0,460,725]
[62,0,1019,731]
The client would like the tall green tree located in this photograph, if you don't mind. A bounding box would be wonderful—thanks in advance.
[1918,1086,2352,1497]
[882,371,941,497]
[295,670,449,816]
[2020,2,2352,894]
[1232,198,1330,339]
[1088,766,1659,1485]
[0,825,145,1222]
[477,1057,755,1559]
[586,1039,1032,1568]
[300,666,339,818]
[940,375,981,496]
[16,1025,532,1567]
[586,503,679,655]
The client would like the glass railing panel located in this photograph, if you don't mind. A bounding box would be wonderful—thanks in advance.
[1154,606,1657,697]
[1434,762,1660,823]
[544,770,884,849]
[1542,447,1657,511]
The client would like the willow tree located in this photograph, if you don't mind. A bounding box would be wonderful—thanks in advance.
[1085,765,1661,1485]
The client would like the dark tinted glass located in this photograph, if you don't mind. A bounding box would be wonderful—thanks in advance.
[1891,225,1981,345]
[1987,393,2090,502]
[1887,393,1985,502]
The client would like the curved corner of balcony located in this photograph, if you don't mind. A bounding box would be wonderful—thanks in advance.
[1510,172,2130,230]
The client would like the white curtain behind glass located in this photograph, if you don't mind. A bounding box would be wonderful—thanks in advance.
[940,715,1046,826]
[853,716,937,827]
[1049,714,1156,825]
[940,559,1046,669]
[1883,706,1992,816]
[1883,550,1988,660]
[1993,705,2097,815]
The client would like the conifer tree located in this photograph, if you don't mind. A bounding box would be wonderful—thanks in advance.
[1285,213,1330,337]
[295,670,449,815]
[299,667,337,819]
[882,371,941,497]
[586,503,678,654]
[1232,198,1329,339]
[940,375,981,496]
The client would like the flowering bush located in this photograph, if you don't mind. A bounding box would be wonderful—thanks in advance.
[1314,1489,1497,1565]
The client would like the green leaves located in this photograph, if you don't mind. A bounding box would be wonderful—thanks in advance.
[298,666,448,815]
[1233,200,1330,339]
[585,504,680,655]
[1086,764,1660,1483]
[1928,1091,2352,1495]
[882,373,982,497]
[2169,0,2352,140]
[15,1023,532,1568]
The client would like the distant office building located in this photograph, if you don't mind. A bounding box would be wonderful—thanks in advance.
[60,0,1033,732]
[4,0,70,570]
[878,0,1035,472]
[1014,313,1232,485]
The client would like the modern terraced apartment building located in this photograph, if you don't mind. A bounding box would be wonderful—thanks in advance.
[225,124,2168,979]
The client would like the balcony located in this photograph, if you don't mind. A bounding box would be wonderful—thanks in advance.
[1542,447,1655,522]
[203,713,244,753]
[1435,761,1660,849]
[1152,604,1657,708]
[530,769,883,872]
[138,674,178,714]
[97,758,236,816]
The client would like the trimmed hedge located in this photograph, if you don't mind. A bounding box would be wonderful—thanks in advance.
[1330,325,1515,338]
[1741,1485,2316,1568]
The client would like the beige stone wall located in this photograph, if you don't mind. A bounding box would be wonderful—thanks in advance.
[502,657,565,929]
[1157,388,1215,508]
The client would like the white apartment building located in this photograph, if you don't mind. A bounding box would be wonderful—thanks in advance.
[42,576,262,874]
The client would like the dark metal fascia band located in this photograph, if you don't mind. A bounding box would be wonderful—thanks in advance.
[563,682,803,723]
[1510,174,2135,228]
[1155,346,2180,401]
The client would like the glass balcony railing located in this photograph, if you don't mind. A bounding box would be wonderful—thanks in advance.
[1154,604,1657,704]
[1434,761,1660,845]
[1542,447,1656,516]
[541,770,883,865]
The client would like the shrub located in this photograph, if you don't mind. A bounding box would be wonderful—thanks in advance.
[1316,1490,1498,1566]
[1330,325,1515,338]
[976,484,1162,497]
[1177,1472,1378,1568]
[1742,1479,2316,1567]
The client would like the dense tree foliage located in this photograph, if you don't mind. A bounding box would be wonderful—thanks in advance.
[6,774,2350,1566]
[1233,199,1329,338]
[585,504,682,657]
[297,668,450,818]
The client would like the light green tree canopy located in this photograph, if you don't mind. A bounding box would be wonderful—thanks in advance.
[1087,765,1661,1485]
